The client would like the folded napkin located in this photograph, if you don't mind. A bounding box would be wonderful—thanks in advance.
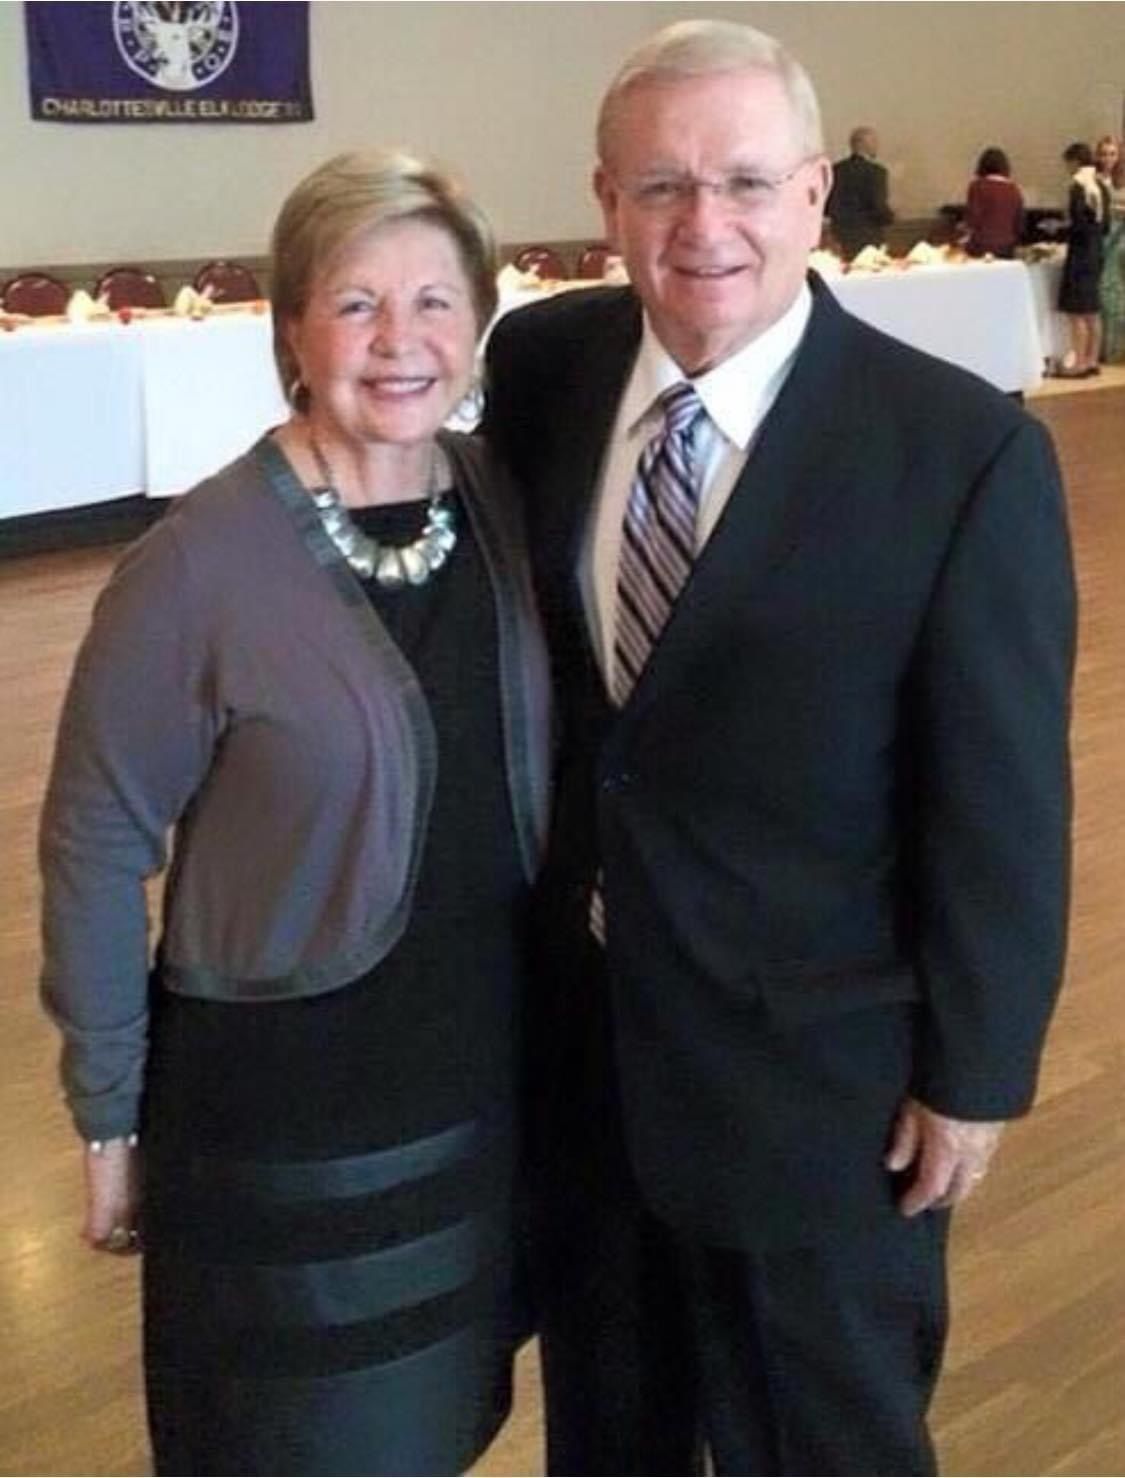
[496,262,542,298]
[66,288,109,323]
[808,247,844,278]
[173,284,214,318]
[904,241,944,266]
[848,244,894,272]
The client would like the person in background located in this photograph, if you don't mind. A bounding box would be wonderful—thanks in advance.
[1056,140,1110,377]
[826,123,894,258]
[39,149,550,1476]
[486,18,1075,1476]
[1094,133,1125,362]
[961,146,1024,258]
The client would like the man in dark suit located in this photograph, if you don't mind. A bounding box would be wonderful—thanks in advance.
[827,124,895,257]
[486,19,1074,1476]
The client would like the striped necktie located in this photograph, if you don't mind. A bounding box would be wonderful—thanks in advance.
[613,381,705,706]
[590,381,704,946]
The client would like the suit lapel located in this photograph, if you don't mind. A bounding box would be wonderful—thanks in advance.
[533,292,641,660]
[551,291,642,576]
[704,280,862,581]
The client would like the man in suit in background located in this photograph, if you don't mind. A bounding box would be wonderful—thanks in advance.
[486,19,1074,1476]
[827,123,895,257]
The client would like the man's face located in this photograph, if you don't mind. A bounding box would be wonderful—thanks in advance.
[595,67,829,374]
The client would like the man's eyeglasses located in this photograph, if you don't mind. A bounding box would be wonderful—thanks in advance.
[616,160,814,214]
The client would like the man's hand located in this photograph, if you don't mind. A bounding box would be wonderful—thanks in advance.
[83,1137,141,1254]
[885,1097,1004,1217]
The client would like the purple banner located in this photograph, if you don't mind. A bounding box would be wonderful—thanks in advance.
[25,2,313,123]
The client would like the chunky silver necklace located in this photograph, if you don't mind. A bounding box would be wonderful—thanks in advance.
[307,433,457,589]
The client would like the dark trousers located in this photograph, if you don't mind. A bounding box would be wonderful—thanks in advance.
[529,942,950,1477]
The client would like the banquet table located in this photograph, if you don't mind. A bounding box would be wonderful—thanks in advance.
[496,257,1045,396]
[1,318,144,519]
[0,309,286,519]
[2,258,1045,523]
[140,313,289,498]
[1023,253,1068,364]
[824,259,1044,392]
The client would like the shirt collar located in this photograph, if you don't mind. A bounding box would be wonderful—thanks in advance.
[623,283,813,450]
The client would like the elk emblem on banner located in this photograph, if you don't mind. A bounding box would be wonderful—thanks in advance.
[113,1,239,92]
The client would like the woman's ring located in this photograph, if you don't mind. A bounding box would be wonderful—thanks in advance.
[104,1225,138,1253]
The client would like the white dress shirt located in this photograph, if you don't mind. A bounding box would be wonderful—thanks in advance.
[580,283,813,688]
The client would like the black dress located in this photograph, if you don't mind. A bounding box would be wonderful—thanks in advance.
[141,490,529,1476]
[1058,180,1109,313]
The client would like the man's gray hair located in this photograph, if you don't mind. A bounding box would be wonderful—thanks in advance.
[596,19,825,163]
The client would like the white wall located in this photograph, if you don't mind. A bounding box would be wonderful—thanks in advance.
[1,1,1122,267]
[732,1,1125,212]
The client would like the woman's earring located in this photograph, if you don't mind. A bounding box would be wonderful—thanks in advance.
[447,364,484,432]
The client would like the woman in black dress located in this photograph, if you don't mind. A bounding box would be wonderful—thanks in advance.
[40,152,551,1475]
[1057,141,1111,376]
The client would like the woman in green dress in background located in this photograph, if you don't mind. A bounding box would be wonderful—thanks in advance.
[1095,135,1125,363]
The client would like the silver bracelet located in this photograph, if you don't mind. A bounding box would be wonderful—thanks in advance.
[87,1133,140,1154]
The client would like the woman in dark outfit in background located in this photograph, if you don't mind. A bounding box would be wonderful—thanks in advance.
[40,151,550,1475]
[1057,140,1111,376]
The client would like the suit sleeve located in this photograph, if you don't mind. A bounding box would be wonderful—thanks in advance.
[910,418,1076,1119]
[873,162,894,226]
[481,309,534,485]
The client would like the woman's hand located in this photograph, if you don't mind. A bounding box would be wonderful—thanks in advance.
[83,1136,141,1254]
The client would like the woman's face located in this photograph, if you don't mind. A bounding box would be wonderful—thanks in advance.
[287,218,479,449]
[1096,139,1119,174]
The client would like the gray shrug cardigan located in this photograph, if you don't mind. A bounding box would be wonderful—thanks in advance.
[40,432,552,1141]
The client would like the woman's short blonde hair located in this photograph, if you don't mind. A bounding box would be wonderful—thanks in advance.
[270,150,498,401]
[596,19,824,165]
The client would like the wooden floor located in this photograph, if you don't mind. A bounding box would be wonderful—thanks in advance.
[1,381,1122,1476]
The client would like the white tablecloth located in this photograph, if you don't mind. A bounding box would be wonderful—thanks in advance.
[0,311,285,518]
[1,259,1045,522]
[499,259,1045,395]
[825,259,1044,392]
[1024,255,1068,363]
[0,321,146,517]
[140,314,288,497]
